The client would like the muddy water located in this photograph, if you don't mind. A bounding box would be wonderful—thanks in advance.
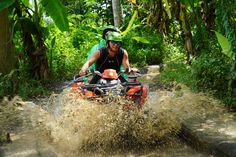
[0,86,224,156]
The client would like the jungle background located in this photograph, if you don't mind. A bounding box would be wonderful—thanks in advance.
[0,0,235,112]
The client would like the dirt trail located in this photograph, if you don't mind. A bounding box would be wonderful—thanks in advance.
[1,131,57,157]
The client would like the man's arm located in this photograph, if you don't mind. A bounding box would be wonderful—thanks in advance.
[122,49,130,70]
[79,50,100,75]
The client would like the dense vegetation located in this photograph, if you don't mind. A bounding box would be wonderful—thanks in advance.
[0,0,235,109]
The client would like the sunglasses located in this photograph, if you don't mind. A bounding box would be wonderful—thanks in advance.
[111,40,122,45]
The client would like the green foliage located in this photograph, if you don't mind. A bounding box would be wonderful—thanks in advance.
[132,37,150,44]
[6,0,69,33]
[46,31,81,78]
[0,71,16,98]
[21,0,29,6]
[0,0,15,11]
[163,39,186,63]
[191,50,231,96]
[18,79,49,99]
[215,31,234,59]
[41,0,69,31]
[123,27,164,67]
[63,0,114,24]
[216,0,235,45]
[159,63,193,87]
[1,0,234,108]
[122,10,138,36]
[0,70,49,99]
[45,15,101,79]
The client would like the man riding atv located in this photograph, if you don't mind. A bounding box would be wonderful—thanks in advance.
[79,32,132,84]
[77,32,147,106]
[87,25,120,71]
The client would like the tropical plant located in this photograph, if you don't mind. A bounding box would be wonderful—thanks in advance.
[0,0,69,79]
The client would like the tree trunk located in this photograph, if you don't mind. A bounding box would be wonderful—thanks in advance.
[178,3,195,63]
[0,9,17,74]
[200,0,216,33]
[112,0,123,27]
[22,27,49,80]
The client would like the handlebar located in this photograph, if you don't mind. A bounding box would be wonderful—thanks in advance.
[73,70,93,83]
[120,68,140,73]
[74,68,141,82]
[119,68,141,77]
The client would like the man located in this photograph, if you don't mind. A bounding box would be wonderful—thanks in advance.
[87,25,119,70]
[79,32,130,84]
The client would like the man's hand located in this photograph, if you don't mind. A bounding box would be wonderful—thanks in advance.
[125,67,140,74]
[79,69,86,76]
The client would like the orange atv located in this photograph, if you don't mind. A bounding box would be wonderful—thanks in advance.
[70,69,148,108]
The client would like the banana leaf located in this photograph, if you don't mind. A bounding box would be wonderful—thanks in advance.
[41,0,69,32]
[215,31,234,60]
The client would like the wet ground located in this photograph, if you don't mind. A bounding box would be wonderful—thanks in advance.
[1,133,211,157]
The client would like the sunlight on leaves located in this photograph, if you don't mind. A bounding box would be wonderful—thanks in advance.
[132,37,150,44]
[215,31,234,60]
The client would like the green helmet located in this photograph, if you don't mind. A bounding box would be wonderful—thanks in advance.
[106,32,122,42]
[102,25,119,39]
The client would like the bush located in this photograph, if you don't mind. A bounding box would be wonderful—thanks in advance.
[123,27,164,67]
[163,40,186,63]
[46,21,100,79]
[0,70,50,99]
[191,51,231,97]
[159,63,193,87]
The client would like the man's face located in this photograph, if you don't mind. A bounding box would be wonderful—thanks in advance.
[109,40,121,52]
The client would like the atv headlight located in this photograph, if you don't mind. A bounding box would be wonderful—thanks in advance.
[99,79,107,85]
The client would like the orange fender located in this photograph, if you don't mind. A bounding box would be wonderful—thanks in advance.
[84,90,96,97]
[140,85,148,105]
[126,85,148,105]
[71,83,79,91]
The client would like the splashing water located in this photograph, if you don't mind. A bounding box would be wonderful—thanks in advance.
[22,85,225,156]
[0,84,222,157]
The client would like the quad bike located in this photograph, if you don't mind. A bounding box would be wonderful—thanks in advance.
[70,69,148,109]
